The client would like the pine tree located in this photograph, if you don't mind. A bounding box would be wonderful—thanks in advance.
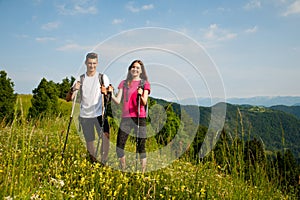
[0,70,17,124]
[28,78,59,119]
[56,76,75,99]
[155,104,180,145]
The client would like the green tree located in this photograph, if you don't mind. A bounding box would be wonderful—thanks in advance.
[191,125,208,161]
[244,138,265,166]
[0,70,17,123]
[210,128,236,172]
[243,138,266,181]
[28,78,59,119]
[155,104,180,145]
[149,102,167,134]
[275,149,299,192]
[56,76,75,99]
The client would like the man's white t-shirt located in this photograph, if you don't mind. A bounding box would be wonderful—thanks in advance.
[74,72,109,118]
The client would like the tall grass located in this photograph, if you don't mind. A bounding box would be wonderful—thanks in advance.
[0,95,295,199]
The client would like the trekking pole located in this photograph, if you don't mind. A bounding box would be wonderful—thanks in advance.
[95,86,111,159]
[95,91,107,158]
[136,93,141,172]
[62,91,78,159]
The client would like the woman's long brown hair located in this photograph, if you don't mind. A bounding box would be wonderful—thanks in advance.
[125,60,148,86]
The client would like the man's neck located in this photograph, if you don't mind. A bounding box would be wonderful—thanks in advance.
[86,71,96,77]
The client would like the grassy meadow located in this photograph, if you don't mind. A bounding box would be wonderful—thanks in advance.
[0,95,296,199]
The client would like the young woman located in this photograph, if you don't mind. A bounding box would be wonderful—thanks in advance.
[109,60,150,173]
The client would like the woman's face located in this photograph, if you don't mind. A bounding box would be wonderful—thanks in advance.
[130,62,142,79]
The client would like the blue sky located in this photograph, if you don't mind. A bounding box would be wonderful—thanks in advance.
[0,0,299,101]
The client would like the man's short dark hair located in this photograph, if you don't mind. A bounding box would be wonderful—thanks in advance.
[86,52,98,60]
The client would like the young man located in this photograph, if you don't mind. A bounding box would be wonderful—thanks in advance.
[69,52,110,164]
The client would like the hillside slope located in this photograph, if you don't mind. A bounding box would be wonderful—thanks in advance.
[270,105,300,119]
[157,99,300,161]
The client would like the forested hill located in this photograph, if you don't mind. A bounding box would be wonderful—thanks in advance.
[270,105,300,119]
[222,104,300,160]
[152,97,300,162]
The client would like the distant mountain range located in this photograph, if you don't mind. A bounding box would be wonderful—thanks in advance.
[181,96,300,107]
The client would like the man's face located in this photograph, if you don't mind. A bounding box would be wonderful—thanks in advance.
[85,58,98,74]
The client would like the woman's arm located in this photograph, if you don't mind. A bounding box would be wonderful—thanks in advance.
[138,88,149,106]
[109,85,123,105]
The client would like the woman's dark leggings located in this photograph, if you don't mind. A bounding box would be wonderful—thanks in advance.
[116,117,147,159]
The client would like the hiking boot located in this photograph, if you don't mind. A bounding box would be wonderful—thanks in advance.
[88,154,98,164]
[101,159,107,166]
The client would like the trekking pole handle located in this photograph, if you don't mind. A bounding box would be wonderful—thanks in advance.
[137,87,143,96]
[100,84,107,95]
[70,90,78,118]
[107,84,113,94]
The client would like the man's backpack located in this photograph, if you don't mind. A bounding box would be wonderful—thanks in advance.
[79,73,104,100]
[65,73,104,102]
[80,73,104,85]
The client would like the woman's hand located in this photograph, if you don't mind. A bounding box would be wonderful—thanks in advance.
[137,87,143,96]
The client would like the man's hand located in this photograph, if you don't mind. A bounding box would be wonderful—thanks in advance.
[72,81,81,92]
[101,85,107,95]
[107,84,114,94]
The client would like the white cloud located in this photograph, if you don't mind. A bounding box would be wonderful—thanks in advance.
[203,24,237,41]
[56,43,92,51]
[56,0,98,15]
[204,24,218,40]
[142,4,154,10]
[41,21,60,31]
[245,26,258,33]
[36,37,56,42]
[126,3,139,13]
[244,0,261,10]
[32,0,43,5]
[15,34,29,39]
[217,7,231,12]
[220,33,238,41]
[282,0,300,16]
[112,18,124,25]
[126,2,154,13]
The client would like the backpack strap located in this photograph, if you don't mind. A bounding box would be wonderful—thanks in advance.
[98,73,103,86]
[79,74,85,102]
[80,74,85,85]
[123,79,146,103]
[123,79,129,102]
[80,73,103,85]
[139,79,145,90]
